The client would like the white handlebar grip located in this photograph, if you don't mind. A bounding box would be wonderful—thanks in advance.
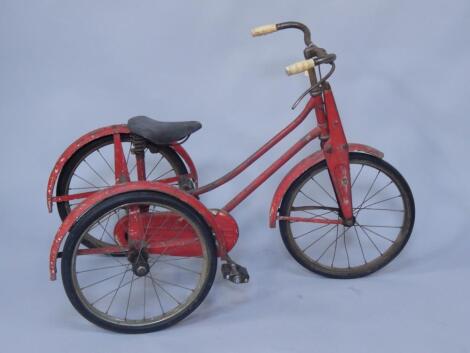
[285,59,315,76]
[251,24,277,37]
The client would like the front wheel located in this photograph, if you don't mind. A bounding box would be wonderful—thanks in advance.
[61,191,217,333]
[279,153,415,279]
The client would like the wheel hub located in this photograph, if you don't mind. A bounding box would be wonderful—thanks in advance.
[128,248,150,277]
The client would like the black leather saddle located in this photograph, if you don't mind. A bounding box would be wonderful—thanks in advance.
[128,116,202,145]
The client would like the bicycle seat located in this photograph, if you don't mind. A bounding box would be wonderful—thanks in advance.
[128,116,202,145]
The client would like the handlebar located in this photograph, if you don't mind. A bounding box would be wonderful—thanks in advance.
[251,21,337,109]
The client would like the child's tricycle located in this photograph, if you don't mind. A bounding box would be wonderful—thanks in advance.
[47,21,415,333]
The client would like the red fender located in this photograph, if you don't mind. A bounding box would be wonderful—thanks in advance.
[49,181,223,280]
[46,125,198,212]
[268,143,384,228]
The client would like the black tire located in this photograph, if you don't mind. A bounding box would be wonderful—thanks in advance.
[57,133,188,248]
[61,191,217,333]
[279,153,415,279]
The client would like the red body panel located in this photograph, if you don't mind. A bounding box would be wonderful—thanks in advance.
[114,210,238,256]
[48,181,228,280]
[268,143,384,228]
[46,125,198,212]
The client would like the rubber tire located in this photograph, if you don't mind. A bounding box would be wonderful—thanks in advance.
[279,153,415,279]
[56,134,188,248]
[61,191,217,333]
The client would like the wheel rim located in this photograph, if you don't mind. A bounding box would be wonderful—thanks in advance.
[283,156,412,274]
[69,201,211,327]
[59,134,185,247]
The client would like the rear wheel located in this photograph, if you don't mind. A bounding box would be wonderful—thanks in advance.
[61,191,217,333]
[56,133,189,248]
[279,153,414,278]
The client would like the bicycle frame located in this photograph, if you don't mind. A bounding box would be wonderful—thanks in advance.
[127,86,353,225]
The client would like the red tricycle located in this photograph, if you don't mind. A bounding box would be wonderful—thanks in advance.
[47,22,415,333]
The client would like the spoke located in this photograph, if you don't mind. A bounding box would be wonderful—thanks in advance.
[343,225,350,268]
[153,277,195,292]
[311,177,337,203]
[146,155,164,179]
[98,212,112,241]
[299,190,325,207]
[353,225,367,264]
[148,274,181,305]
[69,186,107,190]
[83,159,110,186]
[355,170,381,216]
[89,267,135,307]
[298,208,337,220]
[77,263,128,274]
[359,224,397,243]
[152,168,174,181]
[331,225,339,267]
[73,173,102,189]
[351,164,364,187]
[125,142,132,165]
[158,261,201,275]
[80,268,129,290]
[97,148,115,174]
[143,276,147,320]
[293,223,331,240]
[362,195,402,209]
[158,256,203,262]
[356,225,382,255]
[302,225,337,252]
[148,224,191,268]
[316,226,348,262]
[354,207,404,212]
[125,273,135,320]
[358,225,402,229]
[362,181,393,205]
[148,272,165,315]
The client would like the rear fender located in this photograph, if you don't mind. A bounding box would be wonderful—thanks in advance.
[46,125,198,212]
[268,143,384,228]
[49,181,221,280]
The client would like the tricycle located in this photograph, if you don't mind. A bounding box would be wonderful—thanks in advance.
[47,21,415,333]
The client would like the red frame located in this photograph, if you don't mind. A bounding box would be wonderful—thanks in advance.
[48,86,385,279]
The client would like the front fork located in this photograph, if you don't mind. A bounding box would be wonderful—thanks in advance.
[315,89,354,225]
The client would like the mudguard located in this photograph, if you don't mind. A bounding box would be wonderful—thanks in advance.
[46,125,198,212]
[268,143,384,228]
[49,181,225,280]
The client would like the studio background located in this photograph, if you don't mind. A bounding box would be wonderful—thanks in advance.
[1,1,469,352]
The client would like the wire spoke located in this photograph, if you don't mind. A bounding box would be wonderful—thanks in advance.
[362,195,402,209]
[73,173,102,189]
[152,168,174,181]
[316,226,348,262]
[158,261,201,275]
[97,148,115,174]
[83,159,110,186]
[356,225,382,255]
[302,225,337,252]
[353,225,367,264]
[311,177,337,203]
[148,272,165,315]
[80,268,129,290]
[77,263,128,274]
[360,225,396,243]
[294,223,331,240]
[351,165,364,187]
[146,155,164,179]
[148,275,181,305]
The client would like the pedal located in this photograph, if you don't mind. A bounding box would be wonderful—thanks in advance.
[221,262,250,284]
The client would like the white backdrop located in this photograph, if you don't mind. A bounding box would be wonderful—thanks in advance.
[1,0,469,352]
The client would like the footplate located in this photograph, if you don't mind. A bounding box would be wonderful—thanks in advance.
[221,262,250,284]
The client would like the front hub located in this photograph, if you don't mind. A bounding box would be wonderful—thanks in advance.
[128,248,150,277]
